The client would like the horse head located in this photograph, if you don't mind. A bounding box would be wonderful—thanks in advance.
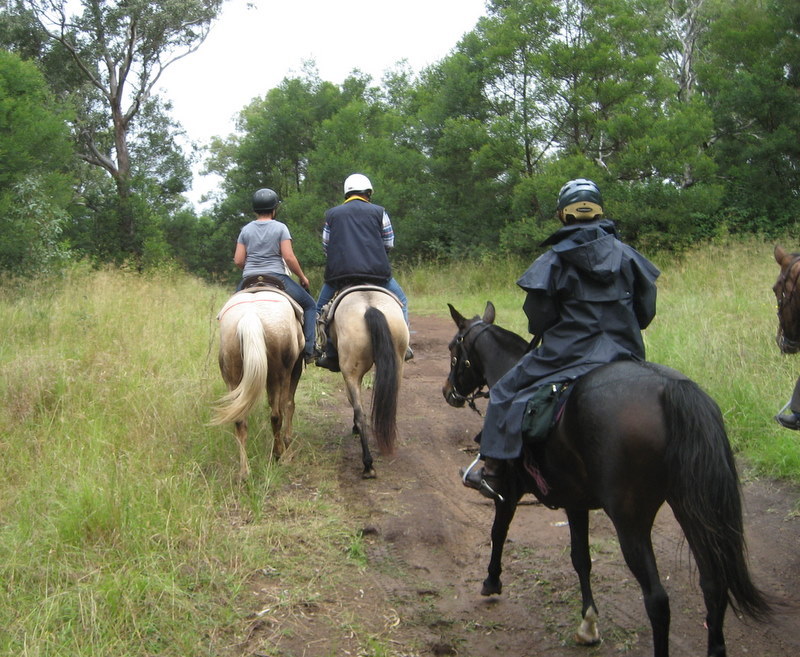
[442,302,496,409]
[773,245,800,354]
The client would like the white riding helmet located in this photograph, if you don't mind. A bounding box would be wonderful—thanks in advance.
[343,173,373,196]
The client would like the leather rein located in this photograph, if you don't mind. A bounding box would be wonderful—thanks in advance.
[447,321,495,415]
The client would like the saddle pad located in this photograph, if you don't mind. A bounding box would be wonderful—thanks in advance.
[217,289,304,323]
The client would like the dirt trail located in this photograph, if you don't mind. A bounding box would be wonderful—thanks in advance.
[287,313,800,657]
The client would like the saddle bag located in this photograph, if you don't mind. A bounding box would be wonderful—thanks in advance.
[521,383,567,444]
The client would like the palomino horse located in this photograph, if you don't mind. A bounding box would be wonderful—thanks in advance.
[773,245,800,354]
[211,288,304,479]
[443,302,770,657]
[327,287,409,478]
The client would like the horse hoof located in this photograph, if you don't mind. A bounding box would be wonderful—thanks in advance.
[481,578,502,596]
[362,468,377,479]
[574,632,601,646]
[574,607,600,645]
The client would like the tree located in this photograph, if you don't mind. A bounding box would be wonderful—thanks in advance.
[698,0,800,232]
[6,0,224,258]
[0,49,74,274]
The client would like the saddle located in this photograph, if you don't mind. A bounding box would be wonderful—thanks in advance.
[239,273,285,291]
[316,283,404,354]
[220,275,303,324]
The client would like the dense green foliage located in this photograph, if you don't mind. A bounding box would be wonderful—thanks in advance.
[0,0,798,277]
[0,49,74,274]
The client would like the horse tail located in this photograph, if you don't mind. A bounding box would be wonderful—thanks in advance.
[212,311,268,426]
[662,377,771,621]
[365,306,399,454]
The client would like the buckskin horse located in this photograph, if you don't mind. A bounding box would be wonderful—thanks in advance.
[443,302,770,657]
[211,287,304,480]
[327,287,409,478]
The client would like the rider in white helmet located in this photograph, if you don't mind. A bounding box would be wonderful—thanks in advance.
[315,173,412,371]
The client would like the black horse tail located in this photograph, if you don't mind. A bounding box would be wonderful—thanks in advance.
[365,306,399,454]
[662,378,771,621]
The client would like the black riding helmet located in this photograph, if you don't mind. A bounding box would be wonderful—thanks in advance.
[557,179,603,223]
[252,188,280,213]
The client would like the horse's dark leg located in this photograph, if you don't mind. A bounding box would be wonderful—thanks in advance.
[482,487,522,596]
[613,519,670,657]
[356,418,374,479]
[343,377,375,478]
[700,573,728,657]
[565,507,601,645]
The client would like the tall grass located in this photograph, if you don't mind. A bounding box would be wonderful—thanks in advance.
[0,263,372,656]
[1,239,798,654]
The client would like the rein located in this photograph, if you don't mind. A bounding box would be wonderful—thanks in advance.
[449,321,494,415]
[776,255,800,352]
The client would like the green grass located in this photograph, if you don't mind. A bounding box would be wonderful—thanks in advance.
[0,239,798,655]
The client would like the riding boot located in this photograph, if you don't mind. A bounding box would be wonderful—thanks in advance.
[775,411,800,430]
[460,456,505,501]
[315,339,340,372]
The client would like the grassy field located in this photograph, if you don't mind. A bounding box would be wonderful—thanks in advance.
[1,239,798,655]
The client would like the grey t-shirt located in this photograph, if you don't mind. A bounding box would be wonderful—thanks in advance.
[237,219,291,278]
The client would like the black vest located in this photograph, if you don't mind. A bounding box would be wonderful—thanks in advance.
[323,199,392,284]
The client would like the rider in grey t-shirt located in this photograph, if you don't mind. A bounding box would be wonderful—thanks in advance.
[234,188,318,363]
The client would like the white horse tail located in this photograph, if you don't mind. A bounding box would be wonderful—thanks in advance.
[212,310,268,426]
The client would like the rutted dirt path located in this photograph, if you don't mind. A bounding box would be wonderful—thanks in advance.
[288,313,800,656]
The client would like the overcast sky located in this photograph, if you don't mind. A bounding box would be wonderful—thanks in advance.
[157,0,488,206]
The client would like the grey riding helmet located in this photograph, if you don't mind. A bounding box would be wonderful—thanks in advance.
[252,188,280,213]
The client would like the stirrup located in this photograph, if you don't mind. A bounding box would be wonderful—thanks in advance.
[461,455,505,503]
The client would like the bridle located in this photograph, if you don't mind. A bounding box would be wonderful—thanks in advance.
[447,320,495,414]
[775,255,800,353]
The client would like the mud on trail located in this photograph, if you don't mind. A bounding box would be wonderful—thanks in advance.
[274,314,800,657]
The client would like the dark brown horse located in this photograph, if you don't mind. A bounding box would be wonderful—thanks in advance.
[443,302,770,657]
[773,245,800,354]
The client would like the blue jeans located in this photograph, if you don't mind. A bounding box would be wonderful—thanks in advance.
[237,274,317,356]
[316,278,409,325]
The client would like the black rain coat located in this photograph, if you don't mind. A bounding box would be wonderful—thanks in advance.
[479,219,660,459]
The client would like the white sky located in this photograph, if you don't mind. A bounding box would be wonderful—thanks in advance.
[158,0,489,207]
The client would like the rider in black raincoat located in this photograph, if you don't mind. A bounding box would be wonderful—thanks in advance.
[462,179,660,499]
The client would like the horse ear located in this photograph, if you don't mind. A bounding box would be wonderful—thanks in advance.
[483,301,496,325]
[448,303,466,327]
[775,245,790,266]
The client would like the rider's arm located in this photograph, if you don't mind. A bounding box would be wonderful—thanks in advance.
[524,290,558,341]
[234,243,246,270]
[280,239,310,289]
[381,211,394,252]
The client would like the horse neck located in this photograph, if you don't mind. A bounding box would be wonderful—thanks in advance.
[477,326,528,387]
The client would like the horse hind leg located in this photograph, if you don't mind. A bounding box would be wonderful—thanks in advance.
[343,373,374,478]
[614,520,670,657]
[234,419,250,481]
[268,380,289,460]
[565,508,601,646]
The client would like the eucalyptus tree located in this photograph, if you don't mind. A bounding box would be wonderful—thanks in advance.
[5,0,224,258]
[0,49,74,274]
